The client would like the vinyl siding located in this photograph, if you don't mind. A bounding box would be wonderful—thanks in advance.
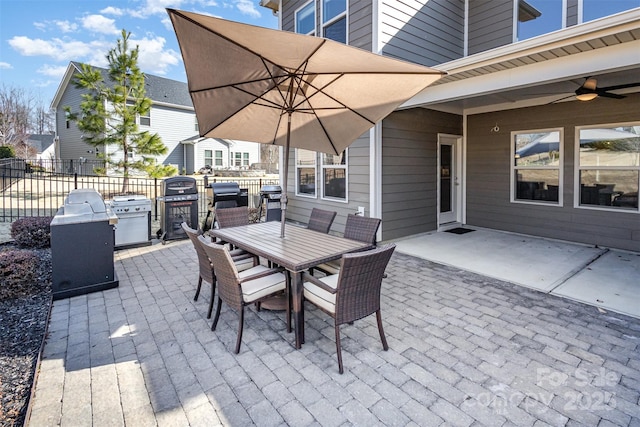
[286,135,370,234]
[282,0,309,33]
[380,0,464,66]
[566,0,579,26]
[381,108,462,241]
[349,0,372,50]
[466,94,640,252]
[57,82,99,161]
[468,0,513,55]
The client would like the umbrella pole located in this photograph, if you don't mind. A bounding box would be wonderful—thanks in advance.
[280,113,292,238]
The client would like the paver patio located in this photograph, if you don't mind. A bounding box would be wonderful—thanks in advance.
[29,239,640,426]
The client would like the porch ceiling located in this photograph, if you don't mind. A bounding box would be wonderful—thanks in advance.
[405,8,640,114]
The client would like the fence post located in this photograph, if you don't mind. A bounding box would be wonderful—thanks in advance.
[154,178,158,221]
[74,173,78,189]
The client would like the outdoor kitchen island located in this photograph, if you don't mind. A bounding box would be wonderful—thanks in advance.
[50,188,119,300]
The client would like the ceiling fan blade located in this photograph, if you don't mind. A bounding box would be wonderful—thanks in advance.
[548,94,576,104]
[597,91,626,99]
[599,82,640,92]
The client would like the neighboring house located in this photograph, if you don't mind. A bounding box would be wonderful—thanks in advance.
[262,0,640,252]
[27,133,56,162]
[180,136,261,173]
[50,62,259,175]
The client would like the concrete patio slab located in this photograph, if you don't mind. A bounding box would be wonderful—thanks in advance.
[27,238,640,426]
[392,228,605,293]
[552,250,640,319]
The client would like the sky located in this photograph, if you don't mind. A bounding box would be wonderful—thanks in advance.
[0,0,278,108]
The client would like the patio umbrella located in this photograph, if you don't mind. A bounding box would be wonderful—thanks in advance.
[167,8,445,237]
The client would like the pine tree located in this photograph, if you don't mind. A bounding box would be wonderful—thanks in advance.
[66,30,176,193]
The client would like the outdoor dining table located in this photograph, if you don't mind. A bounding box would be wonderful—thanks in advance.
[209,221,373,349]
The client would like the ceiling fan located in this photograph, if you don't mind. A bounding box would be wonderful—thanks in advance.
[569,77,640,102]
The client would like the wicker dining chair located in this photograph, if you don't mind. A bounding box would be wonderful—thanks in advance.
[307,208,337,234]
[312,214,382,276]
[182,222,256,318]
[302,244,395,374]
[215,206,251,228]
[199,238,291,353]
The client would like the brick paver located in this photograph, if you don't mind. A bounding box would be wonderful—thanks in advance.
[28,240,640,426]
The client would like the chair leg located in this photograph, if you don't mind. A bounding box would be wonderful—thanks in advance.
[211,298,222,331]
[235,306,245,354]
[194,276,203,301]
[376,310,389,351]
[207,281,216,319]
[334,322,344,374]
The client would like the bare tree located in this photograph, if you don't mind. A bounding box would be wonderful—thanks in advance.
[0,85,34,150]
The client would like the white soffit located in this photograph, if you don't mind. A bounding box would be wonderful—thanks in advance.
[402,8,640,113]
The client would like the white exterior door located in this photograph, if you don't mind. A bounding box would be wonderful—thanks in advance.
[438,135,462,225]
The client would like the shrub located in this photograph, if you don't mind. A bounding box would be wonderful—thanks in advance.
[10,217,53,248]
[0,250,39,300]
[0,145,15,159]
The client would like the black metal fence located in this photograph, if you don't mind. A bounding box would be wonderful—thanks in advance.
[0,160,278,225]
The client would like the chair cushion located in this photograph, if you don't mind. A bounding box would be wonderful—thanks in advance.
[303,274,338,314]
[314,260,340,276]
[238,265,269,278]
[241,272,287,303]
[234,257,256,272]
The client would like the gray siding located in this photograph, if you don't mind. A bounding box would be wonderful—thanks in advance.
[380,0,464,66]
[466,94,640,252]
[349,0,372,50]
[286,135,370,235]
[57,81,101,162]
[468,0,513,55]
[282,0,307,32]
[566,0,579,27]
[381,108,462,241]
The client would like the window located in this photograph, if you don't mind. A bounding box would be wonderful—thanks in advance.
[296,1,316,35]
[576,124,640,211]
[65,111,71,129]
[204,150,213,167]
[231,152,250,167]
[296,149,317,197]
[516,0,563,42]
[139,108,150,126]
[215,150,223,167]
[512,129,562,204]
[322,0,346,43]
[322,149,347,201]
[582,0,640,24]
[195,118,199,132]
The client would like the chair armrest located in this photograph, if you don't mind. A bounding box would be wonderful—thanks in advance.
[231,253,255,262]
[239,267,285,283]
[302,272,337,294]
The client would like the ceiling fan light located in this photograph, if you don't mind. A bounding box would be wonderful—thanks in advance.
[576,92,598,101]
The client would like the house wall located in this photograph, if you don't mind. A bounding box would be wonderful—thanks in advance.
[149,104,197,168]
[381,108,462,241]
[566,0,579,26]
[466,94,640,252]
[380,0,464,66]
[468,0,513,55]
[349,0,372,50]
[285,135,370,234]
[57,82,98,162]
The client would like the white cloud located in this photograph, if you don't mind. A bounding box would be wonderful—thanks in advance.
[133,35,181,75]
[81,14,119,35]
[34,22,47,31]
[37,64,68,78]
[236,0,261,18]
[55,20,78,33]
[0,62,13,69]
[100,6,124,16]
[8,36,111,64]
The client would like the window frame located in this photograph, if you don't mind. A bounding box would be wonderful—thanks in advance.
[320,148,348,203]
[204,149,213,167]
[574,122,640,213]
[214,150,223,167]
[321,0,347,43]
[510,128,564,206]
[295,148,318,198]
[295,0,316,35]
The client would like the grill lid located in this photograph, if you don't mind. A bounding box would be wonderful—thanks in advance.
[260,185,282,194]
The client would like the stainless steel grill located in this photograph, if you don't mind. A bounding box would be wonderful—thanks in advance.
[258,185,282,222]
[202,179,248,231]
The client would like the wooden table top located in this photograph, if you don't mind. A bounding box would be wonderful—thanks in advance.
[209,221,372,272]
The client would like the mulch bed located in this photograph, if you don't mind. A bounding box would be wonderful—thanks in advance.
[0,244,52,427]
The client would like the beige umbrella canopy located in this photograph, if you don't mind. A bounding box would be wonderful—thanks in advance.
[168,8,445,237]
